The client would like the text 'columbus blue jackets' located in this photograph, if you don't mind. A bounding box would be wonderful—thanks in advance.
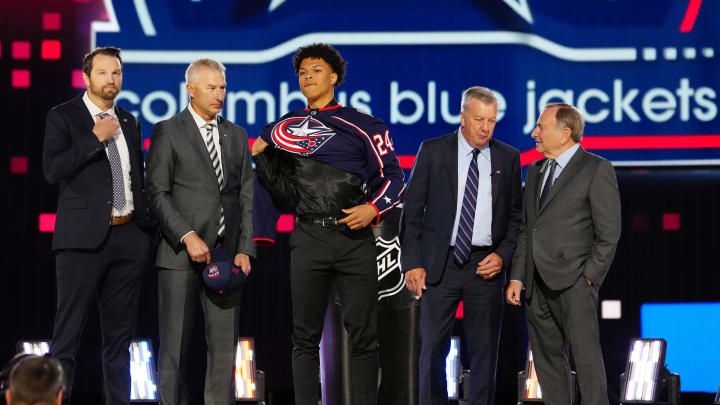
[259,104,405,219]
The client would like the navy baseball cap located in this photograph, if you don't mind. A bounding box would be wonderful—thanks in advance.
[202,248,246,294]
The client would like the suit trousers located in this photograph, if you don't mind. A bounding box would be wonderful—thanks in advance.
[289,222,379,405]
[526,273,609,405]
[157,267,240,405]
[51,221,151,405]
[419,250,504,405]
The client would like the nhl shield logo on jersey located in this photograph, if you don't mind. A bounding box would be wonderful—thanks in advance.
[271,115,336,155]
[207,264,220,279]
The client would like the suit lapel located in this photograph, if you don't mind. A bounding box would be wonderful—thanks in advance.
[217,116,231,190]
[180,109,221,191]
[116,109,138,158]
[532,158,547,214]
[72,95,97,132]
[489,139,499,213]
[538,146,586,214]
[444,132,459,209]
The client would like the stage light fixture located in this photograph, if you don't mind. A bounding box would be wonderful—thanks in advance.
[517,345,578,404]
[620,338,680,405]
[129,339,157,401]
[235,338,257,400]
[522,347,542,401]
[17,340,50,356]
[446,336,461,400]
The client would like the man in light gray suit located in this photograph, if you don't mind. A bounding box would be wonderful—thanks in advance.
[146,58,255,405]
[506,103,621,405]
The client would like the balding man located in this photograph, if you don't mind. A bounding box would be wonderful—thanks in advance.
[146,58,255,405]
[506,103,621,405]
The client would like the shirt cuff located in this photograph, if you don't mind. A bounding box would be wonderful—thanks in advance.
[180,231,195,245]
[510,279,525,289]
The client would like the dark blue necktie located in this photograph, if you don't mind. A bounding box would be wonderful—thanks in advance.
[538,159,556,209]
[455,149,480,264]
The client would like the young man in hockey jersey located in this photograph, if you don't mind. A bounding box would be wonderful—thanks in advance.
[252,43,404,405]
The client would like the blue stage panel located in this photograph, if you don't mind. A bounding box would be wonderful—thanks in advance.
[640,302,720,393]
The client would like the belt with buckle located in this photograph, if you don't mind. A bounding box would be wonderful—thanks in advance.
[111,212,134,226]
[297,215,341,227]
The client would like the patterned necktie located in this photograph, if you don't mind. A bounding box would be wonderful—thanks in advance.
[97,112,125,210]
[454,148,481,265]
[538,159,556,208]
[203,123,225,236]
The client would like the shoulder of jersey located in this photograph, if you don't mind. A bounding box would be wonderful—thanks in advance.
[337,106,386,126]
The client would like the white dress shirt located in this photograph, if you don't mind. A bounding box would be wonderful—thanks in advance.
[82,92,134,217]
[450,128,493,247]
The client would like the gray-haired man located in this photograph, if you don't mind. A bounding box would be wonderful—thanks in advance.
[146,59,255,405]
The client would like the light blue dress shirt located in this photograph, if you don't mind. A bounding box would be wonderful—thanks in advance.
[450,128,493,247]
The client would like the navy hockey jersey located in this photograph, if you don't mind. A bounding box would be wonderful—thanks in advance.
[253,104,405,244]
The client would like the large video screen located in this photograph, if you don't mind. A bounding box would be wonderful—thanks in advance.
[96,0,719,169]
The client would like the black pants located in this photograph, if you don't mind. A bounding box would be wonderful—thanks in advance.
[290,222,379,405]
[50,221,151,405]
[526,273,608,405]
[419,249,504,405]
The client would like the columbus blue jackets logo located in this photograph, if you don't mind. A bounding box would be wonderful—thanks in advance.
[376,236,405,301]
[271,116,336,155]
[206,265,220,279]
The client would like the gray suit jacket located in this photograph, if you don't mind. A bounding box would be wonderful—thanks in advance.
[510,146,621,297]
[146,108,255,270]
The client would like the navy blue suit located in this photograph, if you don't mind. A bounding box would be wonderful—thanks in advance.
[400,132,522,405]
[43,95,153,405]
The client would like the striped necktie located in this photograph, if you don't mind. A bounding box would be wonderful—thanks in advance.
[97,112,125,210]
[203,123,225,237]
[454,148,480,265]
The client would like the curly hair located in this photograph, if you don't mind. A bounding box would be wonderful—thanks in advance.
[292,43,347,88]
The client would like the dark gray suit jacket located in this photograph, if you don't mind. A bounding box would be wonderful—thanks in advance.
[399,132,523,285]
[510,146,621,297]
[146,108,255,270]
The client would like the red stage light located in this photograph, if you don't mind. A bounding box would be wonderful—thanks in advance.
[631,214,650,231]
[397,155,415,169]
[11,70,31,88]
[277,214,295,233]
[662,213,680,231]
[10,156,28,174]
[72,70,85,88]
[38,214,56,232]
[455,301,463,319]
[143,138,151,150]
[12,41,30,59]
[43,13,61,30]
[41,40,61,59]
